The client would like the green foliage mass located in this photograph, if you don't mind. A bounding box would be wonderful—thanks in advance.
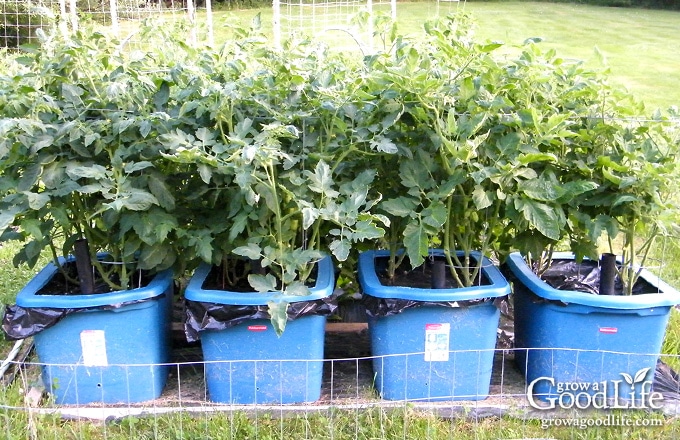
[0,12,677,329]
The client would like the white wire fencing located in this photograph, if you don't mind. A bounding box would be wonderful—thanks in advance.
[273,0,397,53]
[2,0,398,52]
[0,0,214,47]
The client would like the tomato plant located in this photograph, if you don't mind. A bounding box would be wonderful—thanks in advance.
[0,27,198,290]
[0,12,677,308]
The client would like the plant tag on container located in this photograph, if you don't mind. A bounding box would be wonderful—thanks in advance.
[424,323,450,362]
[80,330,109,367]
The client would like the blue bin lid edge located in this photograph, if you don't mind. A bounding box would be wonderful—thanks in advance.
[506,252,680,310]
[184,255,335,305]
[357,249,511,301]
[16,257,173,309]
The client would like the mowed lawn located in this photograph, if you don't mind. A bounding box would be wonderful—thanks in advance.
[214,1,680,112]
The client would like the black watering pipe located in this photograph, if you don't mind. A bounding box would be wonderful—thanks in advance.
[599,253,617,295]
[74,238,96,295]
[431,259,447,289]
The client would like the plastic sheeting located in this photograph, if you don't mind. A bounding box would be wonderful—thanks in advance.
[540,260,604,294]
[654,359,680,402]
[184,296,338,343]
[363,295,507,318]
[1,298,158,341]
[2,305,72,341]
[539,259,656,295]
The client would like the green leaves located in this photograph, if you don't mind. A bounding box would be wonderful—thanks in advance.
[105,190,158,212]
[0,25,198,289]
[514,199,563,241]
[518,179,563,202]
[233,243,262,260]
[359,12,680,288]
[249,273,278,292]
[403,221,429,269]
[370,135,398,154]
[267,301,289,337]
[66,164,108,180]
[382,196,418,217]
[306,161,340,198]
[0,14,676,305]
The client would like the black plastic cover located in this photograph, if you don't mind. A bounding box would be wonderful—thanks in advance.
[2,298,157,341]
[184,296,338,343]
[533,259,655,296]
[540,260,604,294]
[363,295,506,318]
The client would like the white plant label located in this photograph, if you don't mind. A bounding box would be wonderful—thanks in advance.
[80,330,109,367]
[424,323,450,362]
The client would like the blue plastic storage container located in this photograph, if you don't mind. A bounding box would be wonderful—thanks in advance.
[358,250,510,401]
[506,252,680,403]
[16,257,173,405]
[184,255,334,404]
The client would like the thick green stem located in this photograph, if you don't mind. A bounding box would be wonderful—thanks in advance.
[618,214,658,296]
[443,194,465,288]
[386,223,406,280]
[265,161,289,285]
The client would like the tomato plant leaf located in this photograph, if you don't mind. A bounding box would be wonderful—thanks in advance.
[381,196,418,217]
[249,274,277,293]
[516,199,562,240]
[267,301,289,337]
[329,238,351,262]
[233,243,262,260]
[403,220,429,268]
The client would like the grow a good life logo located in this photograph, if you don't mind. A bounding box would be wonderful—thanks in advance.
[527,367,664,410]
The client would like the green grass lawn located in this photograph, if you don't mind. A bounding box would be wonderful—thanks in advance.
[0,405,677,439]
[211,1,680,111]
[459,2,680,112]
[0,243,46,307]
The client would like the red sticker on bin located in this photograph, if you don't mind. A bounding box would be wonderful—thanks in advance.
[599,327,618,334]
[248,325,268,332]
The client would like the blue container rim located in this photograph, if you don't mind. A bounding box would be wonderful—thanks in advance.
[358,249,510,301]
[184,255,334,305]
[506,251,680,309]
[16,256,173,309]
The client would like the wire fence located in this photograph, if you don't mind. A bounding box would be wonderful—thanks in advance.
[2,326,680,439]
[0,0,214,47]
[1,0,401,51]
[273,0,397,52]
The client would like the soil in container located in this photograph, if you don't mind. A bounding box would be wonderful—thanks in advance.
[201,259,319,292]
[374,255,491,289]
[36,261,152,296]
